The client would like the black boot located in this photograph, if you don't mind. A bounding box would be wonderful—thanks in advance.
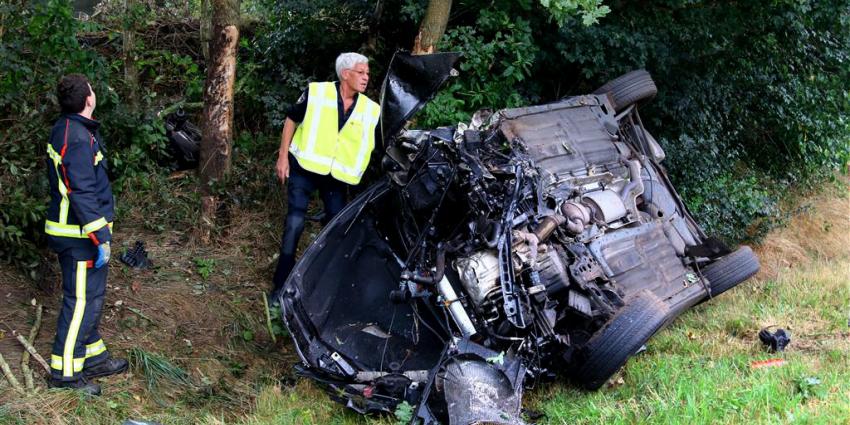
[49,377,101,396]
[83,357,129,379]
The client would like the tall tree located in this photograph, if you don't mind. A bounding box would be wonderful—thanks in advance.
[198,0,239,244]
[412,0,452,54]
[122,0,138,110]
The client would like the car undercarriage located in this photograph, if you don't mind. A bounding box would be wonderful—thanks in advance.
[277,52,760,424]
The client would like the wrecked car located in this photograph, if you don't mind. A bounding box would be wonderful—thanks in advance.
[277,52,760,424]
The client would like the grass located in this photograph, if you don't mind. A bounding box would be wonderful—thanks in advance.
[530,256,850,425]
[128,348,193,394]
[1,179,846,424]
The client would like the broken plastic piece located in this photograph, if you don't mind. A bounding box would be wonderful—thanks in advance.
[750,358,785,369]
[120,241,152,269]
[758,327,790,352]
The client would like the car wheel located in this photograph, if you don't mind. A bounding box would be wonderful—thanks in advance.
[571,290,669,390]
[702,245,760,298]
[593,69,658,113]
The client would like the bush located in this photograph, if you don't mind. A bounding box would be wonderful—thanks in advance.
[0,0,169,277]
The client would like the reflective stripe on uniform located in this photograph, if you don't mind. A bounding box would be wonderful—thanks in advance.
[47,144,71,224]
[304,82,334,155]
[51,354,84,372]
[85,339,107,358]
[62,261,87,377]
[45,220,113,239]
[83,217,108,234]
[330,98,380,184]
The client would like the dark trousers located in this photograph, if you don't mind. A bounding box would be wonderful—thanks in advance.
[49,240,110,381]
[272,156,347,294]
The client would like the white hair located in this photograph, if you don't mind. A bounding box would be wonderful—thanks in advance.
[335,52,369,80]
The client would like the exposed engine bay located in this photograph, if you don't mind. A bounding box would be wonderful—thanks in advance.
[278,53,759,424]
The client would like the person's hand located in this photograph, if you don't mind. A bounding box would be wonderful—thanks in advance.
[95,242,111,268]
[276,154,290,185]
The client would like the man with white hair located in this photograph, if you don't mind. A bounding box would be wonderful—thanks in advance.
[270,52,381,299]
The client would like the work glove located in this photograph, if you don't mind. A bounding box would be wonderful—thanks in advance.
[95,242,111,268]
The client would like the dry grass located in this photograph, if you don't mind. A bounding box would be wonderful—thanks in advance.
[755,177,850,279]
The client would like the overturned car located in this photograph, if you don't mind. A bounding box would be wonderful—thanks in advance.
[277,53,760,424]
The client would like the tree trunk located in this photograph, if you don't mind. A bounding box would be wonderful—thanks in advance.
[412,0,452,55]
[201,0,211,64]
[364,0,384,54]
[123,0,138,111]
[198,0,239,244]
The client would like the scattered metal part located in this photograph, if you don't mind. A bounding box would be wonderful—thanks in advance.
[120,241,152,269]
[758,327,791,352]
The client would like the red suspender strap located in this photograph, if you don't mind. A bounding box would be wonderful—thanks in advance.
[60,119,72,194]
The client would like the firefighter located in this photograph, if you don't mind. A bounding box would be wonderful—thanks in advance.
[270,53,381,300]
[45,74,128,395]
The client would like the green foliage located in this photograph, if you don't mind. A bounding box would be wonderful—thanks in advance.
[419,7,541,127]
[0,1,183,277]
[245,0,378,128]
[2,0,848,280]
[796,376,825,401]
[539,0,610,26]
[393,400,414,424]
[194,257,216,280]
[0,0,109,274]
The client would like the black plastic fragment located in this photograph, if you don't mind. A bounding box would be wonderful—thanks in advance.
[120,241,152,269]
[758,327,790,352]
[379,51,461,141]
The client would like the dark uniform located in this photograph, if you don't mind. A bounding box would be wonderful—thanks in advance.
[45,113,114,381]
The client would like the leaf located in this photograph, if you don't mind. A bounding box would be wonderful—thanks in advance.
[394,401,414,424]
[486,352,505,365]
[242,330,254,341]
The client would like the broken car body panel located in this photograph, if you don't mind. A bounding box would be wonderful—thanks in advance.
[279,54,760,424]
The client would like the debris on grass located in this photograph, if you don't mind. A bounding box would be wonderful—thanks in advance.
[20,303,44,390]
[750,358,786,369]
[261,292,276,344]
[13,331,50,375]
[758,326,791,352]
[0,351,24,393]
[126,306,155,324]
[120,241,153,269]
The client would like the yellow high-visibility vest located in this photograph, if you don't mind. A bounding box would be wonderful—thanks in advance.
[289,82,380,185]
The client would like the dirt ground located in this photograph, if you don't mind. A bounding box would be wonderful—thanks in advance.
[0,198,324,421]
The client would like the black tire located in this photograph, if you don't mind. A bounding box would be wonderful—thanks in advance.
[703,245,760,298]
[572,290,669,390]
[593,69,658,113]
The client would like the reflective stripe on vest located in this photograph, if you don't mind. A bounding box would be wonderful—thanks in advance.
[289,82,380,185]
